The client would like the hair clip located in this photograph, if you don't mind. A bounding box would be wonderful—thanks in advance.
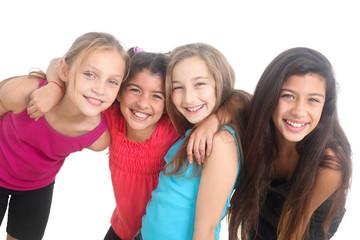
[134,46,144,54]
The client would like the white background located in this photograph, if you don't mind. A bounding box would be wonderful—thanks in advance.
[0,1,358,239]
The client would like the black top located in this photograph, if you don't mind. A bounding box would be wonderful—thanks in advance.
[253,178,344,240]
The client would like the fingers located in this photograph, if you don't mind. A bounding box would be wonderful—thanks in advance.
[187,136,195,164]
[193,136,202,165]
[187,135,202,164]
[27,93,45,120]
[187,133,207,165]
[198,138,207,164]
[205,135,213,158]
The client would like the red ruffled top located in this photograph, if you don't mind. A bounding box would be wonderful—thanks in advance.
[104,103,180,240]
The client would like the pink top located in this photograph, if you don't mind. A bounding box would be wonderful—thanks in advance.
[104,103,180,240]
[0,78,108,191]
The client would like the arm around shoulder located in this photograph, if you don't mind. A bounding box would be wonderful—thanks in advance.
[0,76,39,117]
[193,130,239,240]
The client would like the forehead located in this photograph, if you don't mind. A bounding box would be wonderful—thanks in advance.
[283,73,326,94]
[172,56,210,80]
[127,71,164,90]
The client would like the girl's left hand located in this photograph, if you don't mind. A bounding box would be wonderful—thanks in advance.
[27,58,63,120]
[27,82,63,120]
[187,114,219,164]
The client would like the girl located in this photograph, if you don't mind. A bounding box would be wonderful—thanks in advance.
[0,32,129,240]
[228,47,352,240]
[29,47,224,240]
[103,49,180,240]
[138,43,251,240]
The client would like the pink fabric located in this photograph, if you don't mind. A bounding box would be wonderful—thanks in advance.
[0,78,108,190]
[104,103,180,240]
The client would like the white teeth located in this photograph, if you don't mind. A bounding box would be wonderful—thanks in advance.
[133,111,149,118]
[286,120,306,128]
[187,105,202,112]
[88,98,101,104]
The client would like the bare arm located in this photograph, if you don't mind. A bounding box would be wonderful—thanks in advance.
[193,130,239,240]
[0,76,39,117]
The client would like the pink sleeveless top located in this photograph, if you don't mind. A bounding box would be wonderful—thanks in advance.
[104,103,180,240]
[0,78,108,190]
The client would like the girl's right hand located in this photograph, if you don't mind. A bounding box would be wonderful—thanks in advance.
[27,58,63,120]
[187,114,220,165]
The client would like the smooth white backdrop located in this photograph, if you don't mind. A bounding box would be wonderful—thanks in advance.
[0,1,358,239]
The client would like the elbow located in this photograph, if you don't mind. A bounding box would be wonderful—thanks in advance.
[193,224,217,240]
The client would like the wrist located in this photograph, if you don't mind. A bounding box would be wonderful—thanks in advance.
[48,81,64,95]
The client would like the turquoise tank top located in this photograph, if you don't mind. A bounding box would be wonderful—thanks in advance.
[141,125,241,240]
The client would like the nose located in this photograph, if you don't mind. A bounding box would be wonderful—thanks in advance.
[137,93,150,109]
[291,100,306,117]
[184,88,195,104]
[92,81,106,95]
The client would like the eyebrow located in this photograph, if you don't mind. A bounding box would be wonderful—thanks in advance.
[127,83,165,96]
[172,76,210,84]
[281,88,325,98]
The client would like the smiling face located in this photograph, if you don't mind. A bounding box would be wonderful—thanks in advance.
[272,73,326,145]
[118,70,165,140]
[65,48,125,117]
[171,56,216,124]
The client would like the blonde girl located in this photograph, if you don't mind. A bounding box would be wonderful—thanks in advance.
[0,32,128,240]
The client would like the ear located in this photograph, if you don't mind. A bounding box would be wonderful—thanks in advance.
[58,58,69,82]
[116,92,122,102]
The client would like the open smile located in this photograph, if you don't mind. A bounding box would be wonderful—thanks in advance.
[185,104,204,113]
[131,109,150,120]
[283,119,310,133]
[85,96,103,106]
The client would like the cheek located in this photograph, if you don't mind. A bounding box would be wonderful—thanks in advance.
[109,88,120,101]
[311,108,324,126]
[154,102,165,116]
[205,88,216,109]
[172,93,182,109]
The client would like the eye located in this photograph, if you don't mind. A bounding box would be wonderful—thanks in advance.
[309,97,320,103]
[195,82,206,87]
[84,72,96,79]
[153,94,164,100]
[281,94,295,100]
[172,86,183,91]
[129,88,140,94]
[108,79,119,86]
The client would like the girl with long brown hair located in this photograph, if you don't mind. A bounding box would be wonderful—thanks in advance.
[138,43,251,240]
[228,47,352,240]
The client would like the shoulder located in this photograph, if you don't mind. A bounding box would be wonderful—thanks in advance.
[213,126,237,145]
[317,149,342,187]
[209,128,238,162]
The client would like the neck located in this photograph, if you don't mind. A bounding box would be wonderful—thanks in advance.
[126,125,156,142]
[44,97,100,137]
[274,138,299,181]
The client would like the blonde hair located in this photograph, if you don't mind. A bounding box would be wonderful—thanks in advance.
[63,32,130,85]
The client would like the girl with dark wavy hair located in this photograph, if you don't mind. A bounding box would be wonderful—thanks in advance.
[228,47,352,240]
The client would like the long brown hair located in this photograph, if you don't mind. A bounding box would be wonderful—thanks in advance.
[228,47,352,240]
[164,43,251,177]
